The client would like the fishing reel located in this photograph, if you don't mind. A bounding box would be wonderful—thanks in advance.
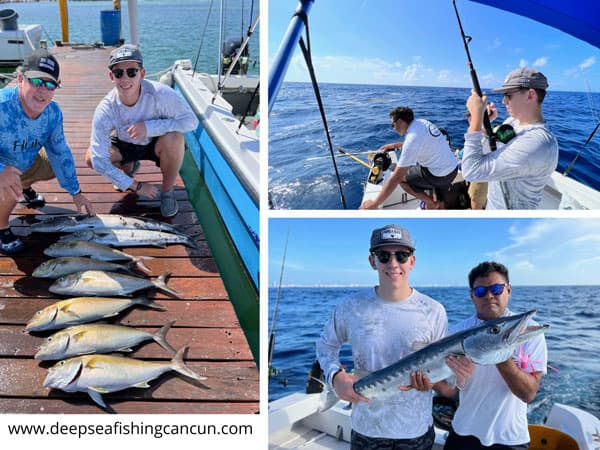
[493,123,516,144]
[368,151,392,184]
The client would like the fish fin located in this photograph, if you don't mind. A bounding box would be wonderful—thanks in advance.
[154,272,181,299]
[87,390,107,408]
[134,296,167,311]
[133,381,151,388]
[133,256,154,274]
[71,330,89,341]
[153,320,177,355]
[152,242,168,248]
[89,386,109,393]
[84,356,103,369]
[117,347,134,352]
[60,305,82,319]
[171,346,207,381]
[317,386,340,413]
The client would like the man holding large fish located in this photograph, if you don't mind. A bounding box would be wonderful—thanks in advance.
[437,262,547,450]
[317,224,448,449]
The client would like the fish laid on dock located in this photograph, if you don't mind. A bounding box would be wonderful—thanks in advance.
[32,257,139,279]
[49,271,181,298]
[43,346,206,408]
[58,229,200,249]
[44,241,153,274]
[26,296,166,332]
[31,214,183,235]
[35,321,177,360]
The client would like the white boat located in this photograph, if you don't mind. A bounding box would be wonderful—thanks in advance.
[361,151,600,210]
[269,392,600,450]
[0,9,42,67]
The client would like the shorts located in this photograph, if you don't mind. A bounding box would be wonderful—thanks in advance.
[404,164,458,194]
[351,426,435,450]
[20,148,56,186]
[111,136,160,166]
[468,182,488,207]
[443,429,529,450]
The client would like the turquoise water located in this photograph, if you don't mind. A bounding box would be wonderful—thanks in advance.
[4,0,260,75]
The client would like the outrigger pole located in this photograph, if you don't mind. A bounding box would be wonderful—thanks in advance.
[268,0,314,113]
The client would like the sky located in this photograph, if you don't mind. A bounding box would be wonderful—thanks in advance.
[268,0,600,92]
[268,217,600,287]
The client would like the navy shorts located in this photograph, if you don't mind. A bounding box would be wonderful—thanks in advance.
[443,429,529,450]
[351,426,435,450]
[404,164,458,194]
[111,136,161,166]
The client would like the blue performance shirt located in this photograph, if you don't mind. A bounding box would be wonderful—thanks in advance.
[0,87,81,195]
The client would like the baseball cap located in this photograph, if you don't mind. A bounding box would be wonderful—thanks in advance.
[370,224,415,252]
[108,44,143,69]
[22,49,60,83]
[492,68,548,93]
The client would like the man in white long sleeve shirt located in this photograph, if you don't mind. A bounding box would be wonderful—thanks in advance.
[461,68,558,209]
[85,45,198,217]
[316,224,447,450]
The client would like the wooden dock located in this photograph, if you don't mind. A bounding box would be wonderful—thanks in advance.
[0,46,259,414]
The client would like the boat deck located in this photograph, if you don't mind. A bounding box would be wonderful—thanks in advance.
[0,46,258,413]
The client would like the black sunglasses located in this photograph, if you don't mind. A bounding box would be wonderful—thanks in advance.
[372,250,412,264]
[111,67,140,79]
[472,283,507,298]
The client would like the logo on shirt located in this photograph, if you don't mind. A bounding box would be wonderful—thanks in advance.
[427,123,441,138]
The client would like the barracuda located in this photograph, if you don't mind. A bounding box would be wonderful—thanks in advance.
[319,309,548,412]
[58,229,199,249]
[31,214,183,235]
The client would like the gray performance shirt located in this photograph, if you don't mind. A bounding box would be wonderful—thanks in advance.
[89,79,198,191]
[316,288,447,439]
[461,117,558,209]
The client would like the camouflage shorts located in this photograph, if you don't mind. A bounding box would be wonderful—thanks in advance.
[351,426,435,450]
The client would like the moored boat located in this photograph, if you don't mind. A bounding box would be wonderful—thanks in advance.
[0,8,42,68]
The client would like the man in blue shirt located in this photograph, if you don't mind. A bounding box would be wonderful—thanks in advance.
[0,49,95,254]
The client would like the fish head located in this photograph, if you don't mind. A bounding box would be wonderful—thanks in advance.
[32,259,64,278]
[462,310,548,365]
[35,331,70,360]
[43,358,83,389]
[49,274,77,294]
[25,305,59,331]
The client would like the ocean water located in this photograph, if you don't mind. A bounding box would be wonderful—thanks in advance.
[268,286,600,424]
[269,82,600,209]
[3,0,259,76]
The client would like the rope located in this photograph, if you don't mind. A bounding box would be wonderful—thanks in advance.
[296,13,347,209]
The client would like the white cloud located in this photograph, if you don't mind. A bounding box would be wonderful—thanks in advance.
[533,57,548,67]
[519,58,528,68]
[580,56,596,70]
[488,38,502,51]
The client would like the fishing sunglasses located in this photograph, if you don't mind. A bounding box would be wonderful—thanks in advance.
[27,77,59,91]
[372,250,412,264]
[503,88,530,101]
[111,67,140,79]
[472,283,507,298]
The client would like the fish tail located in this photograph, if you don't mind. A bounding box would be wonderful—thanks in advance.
[154,320,177,355]
[133,256,154,274]
[135,296,167,311]
[171,346,207,380]
[154,272,181,299]
[184,236,201,250]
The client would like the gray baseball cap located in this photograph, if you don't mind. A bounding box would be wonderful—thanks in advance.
[492,68,548,93]
[108,44,143,69]
[370,224,415,252]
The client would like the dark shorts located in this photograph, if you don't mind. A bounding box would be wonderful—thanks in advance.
[111,136,160,166]
[443,429,529,450]
[404,164,458,194]
[351,426,435,450]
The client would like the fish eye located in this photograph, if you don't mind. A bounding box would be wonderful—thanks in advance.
[489,326,501,334]
[59,361,66,365]
[47,337,53,342]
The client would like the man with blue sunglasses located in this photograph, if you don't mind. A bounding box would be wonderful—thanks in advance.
[438,261,547,450]
[0,49,95,254]
[317,224,448,450]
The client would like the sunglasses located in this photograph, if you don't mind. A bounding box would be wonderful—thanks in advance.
[503,88,528,101]
[111,68,140,79]
[391,119,399,128]
[27,77,59,91]
[372,250,412,264]
[472,283,507,298]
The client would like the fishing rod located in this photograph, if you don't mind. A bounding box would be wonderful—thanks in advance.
[268,230,290,376]
[452,0,497,151]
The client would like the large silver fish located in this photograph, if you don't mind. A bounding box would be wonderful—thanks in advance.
[58,229,199,249]
[35,321,177,360]
[43,346,206,408]
[49,271,181,298]
[319,309,548,412]
[31,214,182,234]
[44,241,152,274]
[26,296,166,332]
[32,257,138,278]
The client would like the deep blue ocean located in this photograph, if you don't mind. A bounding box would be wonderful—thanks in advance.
[269,82,600,209]
[3,0,259,76]
[268,286,600,424]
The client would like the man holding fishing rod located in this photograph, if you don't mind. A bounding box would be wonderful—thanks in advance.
[461,68,559,209]
[317,224,448,449]
[0,49,95,255]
